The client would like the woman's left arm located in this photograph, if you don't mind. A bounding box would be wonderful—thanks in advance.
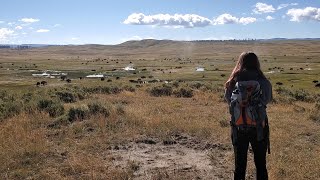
[224,87,232,105]
[260,79,273,105]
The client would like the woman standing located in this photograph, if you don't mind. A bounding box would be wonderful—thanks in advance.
[224,52,272,180]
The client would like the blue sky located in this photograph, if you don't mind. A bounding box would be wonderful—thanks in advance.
[0,0,319,44]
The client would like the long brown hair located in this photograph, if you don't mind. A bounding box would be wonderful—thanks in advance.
[225,52,266,89]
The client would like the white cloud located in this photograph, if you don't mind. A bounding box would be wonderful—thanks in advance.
[266,16,274,20]
[0,21,4,23]
[213,14,256,25]
[15,26,23,30]
[277,3,298,10]
[0,28,14,42]
[36,29,50,33]
[287,7,320,22]
[124,13,256,27]
[53,24,61,27]
[71,37,79,40]
[120,35,155,43]
[204,36,235,40]
[253,3,275,14]
[239,17,257,25]
[213,14,238,24]
[19,18,40,23]
[128,35,143,40]
[7,22,15,26]
[124,13,212,28]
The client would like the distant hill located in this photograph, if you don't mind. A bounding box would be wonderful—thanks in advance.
[1,38,320,49]
[0,44,56,49]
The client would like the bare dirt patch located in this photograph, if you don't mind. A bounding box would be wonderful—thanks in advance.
[109,133,238,179]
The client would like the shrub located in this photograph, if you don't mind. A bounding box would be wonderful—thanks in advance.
[37,99,64,117]
[0,90,15,102]
[47,103,65,117]
[173,88,193,98]
[82,86,122,95]
[190,82,204,89]
[115,103,125,115]
[110,86,122,94]
[0,101,22,120]
[149,86,173,97]
[21,92,34,103]
[292,90,312,102]
[38,99,54,109]
[88,102,110,117]
[123,85,135,92]
[309,103,320,123]
[275,87,313,102]
[172,81,179,88]
[56,91,77,103]
[68,106,89,122]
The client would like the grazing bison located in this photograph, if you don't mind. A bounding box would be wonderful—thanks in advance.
[101,77,105,81]
[116,77,120,80]
[315,83,320,88]
[148,80,158,83]
[36,82,41,86]
[61,75,67,81]
[66,79,71,83]
[129,80,138,83]
[276,82,283,85]
[40,81,47,86]
[107,79,112,82]
[221,74,226,77]
[312,80,318,83]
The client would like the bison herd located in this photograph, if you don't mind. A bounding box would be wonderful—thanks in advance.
[275,80,320,88]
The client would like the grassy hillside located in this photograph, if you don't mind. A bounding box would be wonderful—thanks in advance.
[0,40,319,179]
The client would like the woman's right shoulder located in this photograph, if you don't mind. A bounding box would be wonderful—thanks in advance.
[259,78,272,88]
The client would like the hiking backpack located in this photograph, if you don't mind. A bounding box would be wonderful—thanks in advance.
[229,80,267,140]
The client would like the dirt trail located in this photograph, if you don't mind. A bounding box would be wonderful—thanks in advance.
[109,134,250,179]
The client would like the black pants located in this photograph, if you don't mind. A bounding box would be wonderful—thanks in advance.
[233,128,268,180]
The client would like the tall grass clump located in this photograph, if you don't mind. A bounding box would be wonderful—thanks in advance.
[309,103,320,123]
[82,86,122,95]
[0,100,22,120]
[275,87,314,103]
[149,85,173,97]
[123,85,136,92]
[68,106,89,122]
[55,91,78,103]
[0,91,22,120]
[88,101,111,117]
[37,99,64,117]
[68,102,113,122]
[173,88,193,98]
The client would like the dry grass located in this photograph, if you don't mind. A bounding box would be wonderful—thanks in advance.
[1,89,319,179]
[0,40,319,179]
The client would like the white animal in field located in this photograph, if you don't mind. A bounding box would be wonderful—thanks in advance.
[123,65,135,71]
[196,67,205,72]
